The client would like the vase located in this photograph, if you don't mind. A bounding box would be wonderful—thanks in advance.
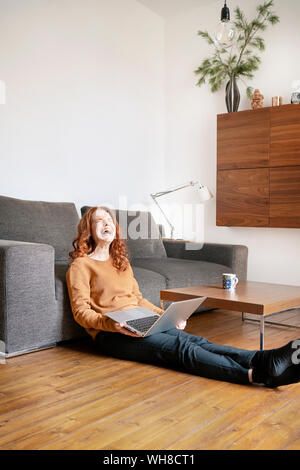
[225,76,240,113]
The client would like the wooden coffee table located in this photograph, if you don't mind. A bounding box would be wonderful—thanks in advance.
[160,281,300,350]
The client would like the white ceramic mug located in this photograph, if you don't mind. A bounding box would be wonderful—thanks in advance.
[222,273,239,290]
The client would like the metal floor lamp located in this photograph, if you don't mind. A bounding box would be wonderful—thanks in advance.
[151,180,213,239]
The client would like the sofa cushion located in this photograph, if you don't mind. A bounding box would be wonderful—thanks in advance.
[81,207,167,260]
[0,195,79,262]
[132,257,232,289]
[131,265,166,307]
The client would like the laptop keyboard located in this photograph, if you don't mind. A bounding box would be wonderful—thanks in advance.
[126,315,159,333]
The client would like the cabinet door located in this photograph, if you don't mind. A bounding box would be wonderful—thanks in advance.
[217,168,269,226]
[270,104,300,167]
[217,108,270,170]
[270,166,300,227]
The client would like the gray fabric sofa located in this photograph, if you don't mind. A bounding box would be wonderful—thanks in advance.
[0,195,248,357]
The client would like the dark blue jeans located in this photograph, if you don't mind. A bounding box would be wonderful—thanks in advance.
[95,328,258,385]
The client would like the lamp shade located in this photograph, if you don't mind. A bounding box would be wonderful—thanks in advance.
[0,80,6,104]
[195,183,214,202]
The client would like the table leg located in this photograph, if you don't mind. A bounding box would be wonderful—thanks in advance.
[260,317,265,351]
[160,300,164,310]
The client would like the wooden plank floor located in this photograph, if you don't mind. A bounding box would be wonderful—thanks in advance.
[1,308,300,450]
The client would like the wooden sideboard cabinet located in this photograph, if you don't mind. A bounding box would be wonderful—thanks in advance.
[216,103,300,227]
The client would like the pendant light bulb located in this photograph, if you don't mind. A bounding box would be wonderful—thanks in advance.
[214,1,235,49]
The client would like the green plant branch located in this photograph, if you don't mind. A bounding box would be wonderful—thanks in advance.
[235,7,272,71]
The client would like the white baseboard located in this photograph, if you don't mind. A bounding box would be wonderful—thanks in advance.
[1,343,56,359]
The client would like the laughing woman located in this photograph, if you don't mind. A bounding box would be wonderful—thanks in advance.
[66,206,300,388]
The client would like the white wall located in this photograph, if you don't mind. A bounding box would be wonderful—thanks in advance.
[0,0,165,215]
[164,0,300,285]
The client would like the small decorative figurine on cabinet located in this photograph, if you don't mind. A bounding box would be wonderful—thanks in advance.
[251,89,264,109]
[291,80,300,103]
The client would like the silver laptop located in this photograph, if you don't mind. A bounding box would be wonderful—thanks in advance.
[105,296,206,337]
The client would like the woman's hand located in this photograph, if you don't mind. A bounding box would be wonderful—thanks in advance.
[115,322,141,337]
[176,320,187,330]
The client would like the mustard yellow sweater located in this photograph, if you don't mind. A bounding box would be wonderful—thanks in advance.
[66,255,164,340]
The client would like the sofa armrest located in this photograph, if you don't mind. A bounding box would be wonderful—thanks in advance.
[0,240,57,356]
[162,240,248,280]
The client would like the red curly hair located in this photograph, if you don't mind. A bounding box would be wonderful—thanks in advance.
[69,206,130,271]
